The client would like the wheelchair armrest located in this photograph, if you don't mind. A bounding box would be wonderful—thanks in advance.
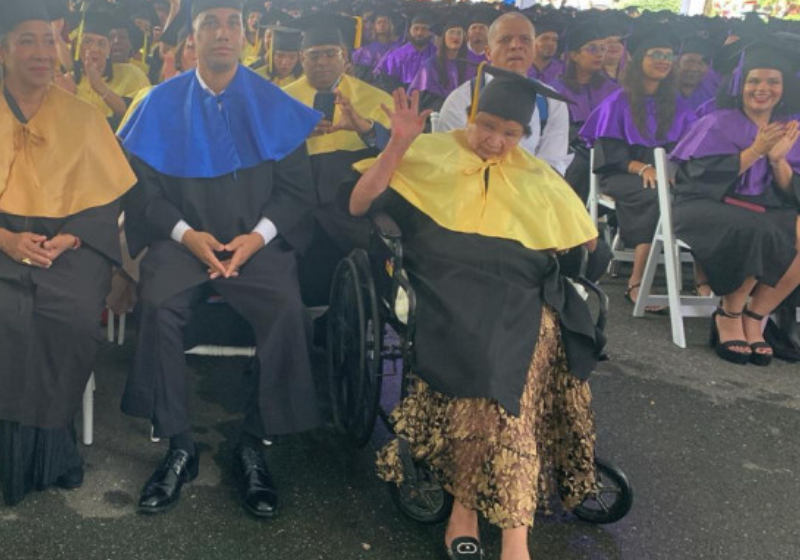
[370,211,402,241]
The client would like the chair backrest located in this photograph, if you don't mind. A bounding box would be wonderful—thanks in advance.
[587,147,599,225]
[429,111,441,132]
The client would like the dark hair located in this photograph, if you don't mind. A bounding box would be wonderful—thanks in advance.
[436,27,468,92]
[622,49,677,141]
[716,68,799,117]
[268,50,303,81]
[562,55,606,94]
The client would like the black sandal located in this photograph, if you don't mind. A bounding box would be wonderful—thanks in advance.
[743,306,773,367]
[446,537,483,560]
[625,283,668,315]
[710,307,751,365]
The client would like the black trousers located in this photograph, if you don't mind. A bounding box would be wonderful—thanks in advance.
[122,240,320,439]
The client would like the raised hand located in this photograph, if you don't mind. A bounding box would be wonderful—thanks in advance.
[768,121,800,163]
[381,89,432,146]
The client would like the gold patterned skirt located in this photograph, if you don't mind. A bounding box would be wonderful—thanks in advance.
[376,307,596,529]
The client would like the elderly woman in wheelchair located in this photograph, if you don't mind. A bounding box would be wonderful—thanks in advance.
[333,69,627,560]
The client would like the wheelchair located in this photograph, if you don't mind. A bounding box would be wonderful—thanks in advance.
[326,212,633,526]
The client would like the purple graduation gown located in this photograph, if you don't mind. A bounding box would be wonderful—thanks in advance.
[527,58,564,86]
[375,42,437,86]
[552,77,621,124]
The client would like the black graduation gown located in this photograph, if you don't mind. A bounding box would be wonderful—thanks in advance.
[376,191,603,416]
[121,147,322,437]
[593,138,678,247]
[673,155,800,295]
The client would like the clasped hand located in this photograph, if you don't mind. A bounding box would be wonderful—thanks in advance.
[753,121,800,162]
[0,230,77,268]
[182,230,264,279]
[311,89,374,137]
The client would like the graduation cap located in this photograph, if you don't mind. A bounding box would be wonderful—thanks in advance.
[81,9,123,37]
[564,23,605,52]
[0,0,52,36]
[680,36,715,61]
[293,14,363,50]
[718,34,800,81]
[626,25,679,57]
[470,64,571,127]
[244,0,267,18]
[191,0,245,20]
[533,14,565,37]
[271,27,302,52]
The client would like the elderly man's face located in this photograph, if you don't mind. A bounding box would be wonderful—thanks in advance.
[466,112,524,161]
[486,17,535,75]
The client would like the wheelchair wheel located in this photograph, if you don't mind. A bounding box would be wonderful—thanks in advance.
[327,250,383,448]
[573,458,633,524]
[388,464,454,525]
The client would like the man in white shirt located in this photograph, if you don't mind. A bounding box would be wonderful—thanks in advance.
[435,12,572,174]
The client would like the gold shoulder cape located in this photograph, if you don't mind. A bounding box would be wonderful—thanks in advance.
[0,85,137,218]
[353,130,597,252]
[283,74,392,156]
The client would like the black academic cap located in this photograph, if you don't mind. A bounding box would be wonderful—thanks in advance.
[410,11,434,27]
[466,5,497,27]
[534,14,565,36]
[564,23,605,52]
[294,14,362,50]
[680,36,714,60]
[191,0,245,20]
[718,33,800,77]
[244,0,267,17]
[598,12,631,39]
[0,0,51,35]
[120,0,160,27]
[82,9,121,37]
[626,25,679,56]
[475,65,570,128]
[43,0,69,21]
[272,27,302,51]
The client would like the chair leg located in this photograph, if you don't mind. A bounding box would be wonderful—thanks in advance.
[664,234,687,348]
[82,373,95,446]
[118,313,126,346]
[107,309,115,343]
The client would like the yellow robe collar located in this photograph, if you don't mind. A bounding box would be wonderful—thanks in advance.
[283,74,392,156]
[0,85,136,218]
[353,130,597,252]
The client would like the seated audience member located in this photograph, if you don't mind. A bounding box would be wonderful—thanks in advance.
[0,0,135,506]
[408,19,475,112]
[528,14,564,86]
[677,36,720,112]
[553,24,621,202]
[465,7,493,65]
[254,27,302,87]
[671,38,800,367]
[351,9,401,82]
[350,73,603,560]
[580,27,696,311]
[284,15,392,306]
[117,0,321,518]
[436,12,572,175]
[55,8,151,128]
[374,11,436,92]
[241,0,266,66]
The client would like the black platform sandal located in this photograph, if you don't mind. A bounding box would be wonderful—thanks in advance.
[709,307,751,365]
[743,306,773,367]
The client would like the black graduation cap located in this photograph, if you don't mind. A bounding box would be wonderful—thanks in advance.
[564,23,605,52]
[718,33,800,78]
[598,12,631,39]
[293,14,363,50]
[271,27,302,52]
[466,4,498,27]
[626,25,679,57]
[680,36,715,61]
[0,0,51,36]
[244,0,266,18]
[410,11,434,27]
[191,0,245,20]
[82,9,122,37]
[473,65,571,127]
[534,14,565,36]
[43,0,69,21]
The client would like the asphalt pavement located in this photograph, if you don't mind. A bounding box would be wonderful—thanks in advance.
[1,275,798,560]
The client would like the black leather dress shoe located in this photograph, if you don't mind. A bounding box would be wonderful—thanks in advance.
[234,445,278,518]
[138,449,198,514]
[55,466,85,490]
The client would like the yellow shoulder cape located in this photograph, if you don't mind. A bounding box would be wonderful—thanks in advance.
[283,74,392,156]
[353,130,597,252]
[0,85,137,218]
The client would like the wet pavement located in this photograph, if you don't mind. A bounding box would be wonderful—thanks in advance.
[1,276,799,560]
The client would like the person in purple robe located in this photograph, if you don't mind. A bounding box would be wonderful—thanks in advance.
[408,20,475,112]
[671,39,800,367]
[374,12,436,93]
[600,14,630,83]
[465,7,493,64]
[351,9,401,83]
[677,37,720,112]
[528,14,564,86]
[553,24,621,202]
[580,27,697,311]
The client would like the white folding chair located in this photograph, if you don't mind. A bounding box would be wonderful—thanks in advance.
[633,148,717,348]
[587,148,633,275]
[82,373,95,445]
[107,309,127,345]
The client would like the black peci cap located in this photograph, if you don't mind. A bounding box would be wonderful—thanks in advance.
[191,0,244,20]
[476,65,570,128]
[0,0,51,36]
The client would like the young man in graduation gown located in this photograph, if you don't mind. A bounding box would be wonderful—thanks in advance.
[283,16,392,306]
[0,0,136,506]
[117,0,322,519]
[374,12,436,93]
[351,9,401,83]
[528,14,565,86]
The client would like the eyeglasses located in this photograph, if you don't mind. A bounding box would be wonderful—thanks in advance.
[646,51,676,62]
[305,48,343,62]
[581,44,608,55]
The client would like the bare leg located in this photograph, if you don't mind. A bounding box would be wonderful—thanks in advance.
[500,526,531,560]
[626,243,667,312]
[745,254,800,355]
[445,500,479,549]
[718,279,758,355]
[693,264,713,297]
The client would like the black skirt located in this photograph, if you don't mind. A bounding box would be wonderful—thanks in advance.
[673,198,797,295]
